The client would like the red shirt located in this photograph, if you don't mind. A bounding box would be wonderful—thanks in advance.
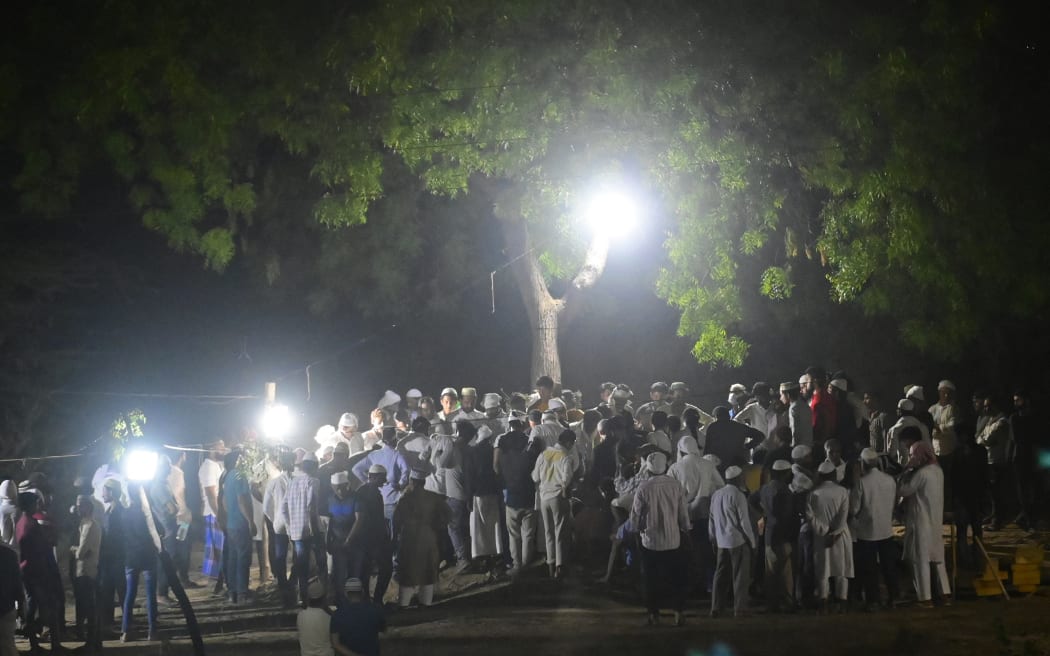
[810,389,838,443]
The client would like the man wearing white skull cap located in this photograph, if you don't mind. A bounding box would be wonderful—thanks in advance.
[886,399,931,463]
[807,461,853,610]
[850,448,899,609]
[709,466,756,617]
[631,451,691,626]
[751,459,798,611]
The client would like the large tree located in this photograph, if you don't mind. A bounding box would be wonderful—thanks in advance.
[4,0,1048,383]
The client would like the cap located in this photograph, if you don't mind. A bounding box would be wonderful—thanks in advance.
[724,465,743,480]
[102,478,122,492]
[791,444,812,460]
[729,383,747,394]
[378,390,402,409]
[860,448,879,464]
[780,381,799,393]
[547,398,565,411]
[646,452,668,475]
[703,454,721,467]
[798,374,811,385]
[772,459,792,471]
[906,385,924,401]
[829,379,848,392]
[897,398,915,412]
[669,382,688,392]
[344,578,363,593]
[792,471,814,492]
[482,393,501,409]
[600,382,616,392]
[817,461,836,475]
[406,388,423,398]
[937,380,955,391]
[331,472,349,485]
[440,387,458,398]
[650,381,669,392]
[368,463,387,476]
[461,387,477,398]
[307,578,326,600]
[338,413,358,429]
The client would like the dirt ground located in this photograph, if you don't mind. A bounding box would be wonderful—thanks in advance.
[17,527,1050,656]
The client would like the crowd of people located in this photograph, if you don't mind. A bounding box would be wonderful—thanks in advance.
[0,370,1044,655]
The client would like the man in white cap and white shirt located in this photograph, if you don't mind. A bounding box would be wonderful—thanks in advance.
[337,413,364,456]
[532,429,578,579]
[670,436,724,589]
[296,577,332,656]
[377,390,402,417]
[458,387,486,422]
[480,393,508,436]
[807,460,853,610]
[850,448,899,609]
[735,382,780,445]
[438,387,464,423]
[404,388,424,421]
[780,382,813,447]
[528,408,565,451]
[886,399,931,463]
[631,451,691,626]
[709,465,756,617]
[929,380,958,489]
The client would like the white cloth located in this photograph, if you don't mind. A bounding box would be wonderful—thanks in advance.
[263,472,292,534]
[735,402,778,439]
[898,463,945,563]
[296,607,334,656]
[708,484,756,549]
[168,465,192,524]
[73,517,102,579]
[929,403,958,457]
[668,437,724,520]
[849,468,896,541]
[470,494,502,557]
[646,429,673,455]
[788,400,813,446]
[532,444,575,503]
[975,413,1013,464]
[630,474,691,551]
[886,416,931,462]
[807,481,854,581]
[198,458,223,518]
[528,417,562,450]
[397,432,432,473]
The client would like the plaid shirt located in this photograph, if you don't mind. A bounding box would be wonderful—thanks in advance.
[280,471,319,541]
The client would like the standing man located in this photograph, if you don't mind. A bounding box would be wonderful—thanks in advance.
[149,456,179,605]
[631,452,691,626]
[337,413,363,456]
[532,429,577,579]
[898,438,951,607]
[263,450,295,596]
[704,407,762,473]
[930,380,959,507]
[529,376,556,413]
[97,478,126,639]
[635,382,672,432]
[709,466,756,618]
[668,382,712,425]
[807,461,853,612]
[498,424,541,576]
[432,421,471,570]
[404,388,424,422]
[864,392,892,454]
[167,451,196,588]
[71,494,102,650]
[221,450,255,605]
[669,435,724,589]
[393,470,450,608]
[438,388,464,423]
[805,367,837,450]
[352,427,409,534]
[735,383,779,447]
[0,536,24,656]
[199,440,227,588]
[281,453,322,606]
[781,382,813,448]
[752,460,797,613]
[850,448,899,610]
[975,395,1013,530]
[350,466,394,606]
[458,388,485,421]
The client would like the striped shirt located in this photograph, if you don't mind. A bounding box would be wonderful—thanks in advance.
[630,475,691,551]
[280,471,318,541]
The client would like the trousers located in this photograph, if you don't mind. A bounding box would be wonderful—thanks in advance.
[712,543,751,615]
[540,497,571,567]
[640,545,687,613]
[764,542,794,609]
[506,505,537,570]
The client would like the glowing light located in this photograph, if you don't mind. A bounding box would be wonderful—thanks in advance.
[261,403,293,441]
[585,189,639,237]
[125,449,159,482]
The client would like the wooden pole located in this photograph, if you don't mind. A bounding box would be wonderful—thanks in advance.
[975,536,1010,600]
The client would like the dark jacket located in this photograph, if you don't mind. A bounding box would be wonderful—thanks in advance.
[752,478,799,546]
[498,432,541,509]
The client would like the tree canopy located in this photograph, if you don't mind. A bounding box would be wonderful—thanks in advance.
[3,0,1048,372]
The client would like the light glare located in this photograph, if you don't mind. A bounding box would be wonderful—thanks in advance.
[261,404,293,440]
[125,449,159,482]
[586,190,639,237]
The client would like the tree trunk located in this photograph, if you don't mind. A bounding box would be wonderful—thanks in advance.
[501,218,565,383]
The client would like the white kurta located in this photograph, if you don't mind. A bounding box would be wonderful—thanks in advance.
[470,494,502,557]
[807,481,854,580]
[898,464,945,563]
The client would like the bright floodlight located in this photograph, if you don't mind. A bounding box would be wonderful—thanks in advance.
[125,449,159,482]
[585,189,639,237]
[261,403,293,440]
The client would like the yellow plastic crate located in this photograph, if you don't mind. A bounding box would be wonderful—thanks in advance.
[975,579,1005,596]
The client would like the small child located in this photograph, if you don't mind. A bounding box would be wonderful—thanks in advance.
[297,578,333,656]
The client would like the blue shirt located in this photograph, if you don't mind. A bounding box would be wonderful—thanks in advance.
[331,601,385,656]
[222,470,250,531]
[351,445,410,506]
[328,494,357,543]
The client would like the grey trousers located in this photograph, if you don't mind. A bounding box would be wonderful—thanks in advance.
[506,505,537,570]
[540,497,571,566]
[712,543,752,615]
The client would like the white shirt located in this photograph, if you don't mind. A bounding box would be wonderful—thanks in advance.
[198,458,223,518]
[630,475,691,551]
[735,402,778,439]
[263,472,292,535]
[668,443,724,520]
[296,607,334,656]
[168,465,192,524]
[886,416,931,462]
[929,402,958,457]
[646,430,673,455]
[849,467,896,541]
[528,417,562,450]
[532,444,575,502]
[708,484,756,549]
